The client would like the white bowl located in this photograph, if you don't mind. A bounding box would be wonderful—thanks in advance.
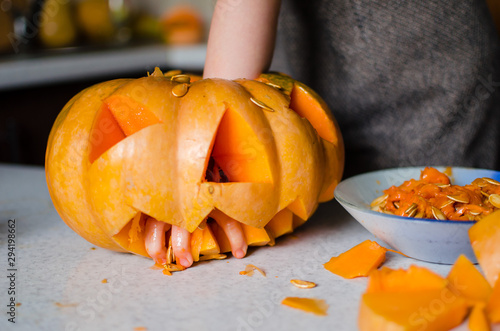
[334,166,500,264]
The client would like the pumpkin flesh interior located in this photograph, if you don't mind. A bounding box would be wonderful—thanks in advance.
[210,107,272,184]
[469,209,500,287]
[289,84,336,144]
[446,254,492,304]
[88,95,160,163]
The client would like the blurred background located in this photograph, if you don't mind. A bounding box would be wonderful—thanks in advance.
[1,0,500,166]
[0,0,213,165]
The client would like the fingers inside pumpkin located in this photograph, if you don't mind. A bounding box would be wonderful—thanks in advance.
[172,225,194,268]
[214,216,248,259]
[144,217,171,265]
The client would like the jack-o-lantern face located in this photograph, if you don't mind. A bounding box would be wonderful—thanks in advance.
[45,68,344,262]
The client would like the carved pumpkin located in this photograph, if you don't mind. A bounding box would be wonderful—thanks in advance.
[45,68,344,263]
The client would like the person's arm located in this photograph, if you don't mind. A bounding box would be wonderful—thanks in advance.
[203,0,282,79]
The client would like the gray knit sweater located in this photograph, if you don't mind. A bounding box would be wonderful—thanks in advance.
[272,0,500,177]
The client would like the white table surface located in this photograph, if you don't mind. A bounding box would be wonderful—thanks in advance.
[0,164,495,331]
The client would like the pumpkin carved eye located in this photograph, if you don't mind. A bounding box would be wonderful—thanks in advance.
[88,95,160,164]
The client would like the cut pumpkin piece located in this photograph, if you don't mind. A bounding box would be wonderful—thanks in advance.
[468,303,491,331]
[324,240,387,279]
[242,223,270,246]
[447,254,492,304]
[487,278,500,323]
[367,266,448,293]
[265,208,294,238]
[281,297,328,316]
[359,290,468,331]
[469,210,500,287]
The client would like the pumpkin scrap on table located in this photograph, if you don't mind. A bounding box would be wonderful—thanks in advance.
[357,254,498,330]
[281,297,329,316]
[45,68,344,272]
[323,240,388,278]
[239,264,266,277]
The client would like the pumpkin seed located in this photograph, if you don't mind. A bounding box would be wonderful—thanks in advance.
[469,210,481,216]
[370,194,388,208]
[435,183,450,188]
[446,195,469,204]
[172,83,189,97]
[250,97,275,112]
[483,177,500,186]
[440,200,454,208]
[472,178,488,187]
[171,74,191,84]
[481,191,490,198]
[290,279,317,289]
[208,185,214,194]
[164,264,185,272]
[393,201,400,209]
[404,203,418,215]
[489,194,500,208]
[371,205,382,212]
[431,206,447,220]
[407,208,417,217]
[265,82,283,90]
[198,254,227,261]
[164,69,182,77]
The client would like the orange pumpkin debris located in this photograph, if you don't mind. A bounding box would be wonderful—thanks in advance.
[487,278,500,323]
[323,240,387,278]
[469,210,500,287]
[468,303,491,331]
[239,264,266,277]
[359,266,469,331]
[281,297,328,316]
[446,254,492,304]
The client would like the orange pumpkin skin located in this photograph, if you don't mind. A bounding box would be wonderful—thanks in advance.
[45,69,344,257]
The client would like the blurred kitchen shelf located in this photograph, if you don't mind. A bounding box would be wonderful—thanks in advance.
[0,43,206,91]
